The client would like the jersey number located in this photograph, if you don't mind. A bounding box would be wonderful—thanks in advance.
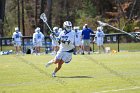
[15,34,20,38]
[37,34,41,39]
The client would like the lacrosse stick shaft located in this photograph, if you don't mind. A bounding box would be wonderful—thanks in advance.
[45,21,53,33]
[106,24,140,40]
[98,21,140,40]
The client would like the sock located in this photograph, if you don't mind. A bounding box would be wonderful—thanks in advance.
[46,60,54,67]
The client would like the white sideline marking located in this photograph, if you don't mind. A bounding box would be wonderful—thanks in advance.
[93,86,140,93]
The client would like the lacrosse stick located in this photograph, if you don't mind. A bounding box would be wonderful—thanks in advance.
[97,21,140,40]
[40,13,54,34]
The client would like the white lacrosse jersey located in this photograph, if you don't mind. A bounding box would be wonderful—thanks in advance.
[58,30,75,52]
[50,31,60,46]
[95,30,105,45]
[50,31,60,41]
[33,32,44,42]
[96,30,104,40]
[12,32,22,42]
[74,30,82,44]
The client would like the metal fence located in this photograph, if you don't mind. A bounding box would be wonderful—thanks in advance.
[0,33,140,53]
[92,33,140,52]
[0,36,52,53]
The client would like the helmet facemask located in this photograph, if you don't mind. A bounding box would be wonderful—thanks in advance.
[65,26,72,32]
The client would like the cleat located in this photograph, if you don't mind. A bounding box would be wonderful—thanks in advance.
[52,73,56,77]
[45,61,53,68]
[81,52,84,55]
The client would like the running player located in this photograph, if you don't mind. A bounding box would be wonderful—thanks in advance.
[45,21,75,77]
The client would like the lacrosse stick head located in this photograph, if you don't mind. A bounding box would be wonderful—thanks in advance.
[97,21,107,26]
[40,13,47,22]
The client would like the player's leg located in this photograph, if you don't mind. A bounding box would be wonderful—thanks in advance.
[98,46,101,53]
[15,46,18,54]
[81,40,85,55]
[45,59,55,67]
[87,40,91,54]
[101,45,105,53]
[52,60,64,77]
[52,51,71,77]
[35,46,39,55]
[56,46,59,53]
[37,46,40,55]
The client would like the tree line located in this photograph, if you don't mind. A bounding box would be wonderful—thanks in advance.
[0,0,140,37]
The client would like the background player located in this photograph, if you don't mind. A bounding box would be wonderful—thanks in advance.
[95,26,105,53]
[33,27,44,55]
[12,27,23,55]
[73,26,82,55]
[50,27,60,55]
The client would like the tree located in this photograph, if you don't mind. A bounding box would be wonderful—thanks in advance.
[0,0,6,37]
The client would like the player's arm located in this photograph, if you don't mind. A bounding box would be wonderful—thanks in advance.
[12,33,15,44]
[102,31,105,37]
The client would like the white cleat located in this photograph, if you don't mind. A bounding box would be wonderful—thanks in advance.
[52,73,56,77]
[45,62,52,68]
[45,60,54,68]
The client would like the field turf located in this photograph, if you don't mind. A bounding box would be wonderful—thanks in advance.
[0,52,140,93]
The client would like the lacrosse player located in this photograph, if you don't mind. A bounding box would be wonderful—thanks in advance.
[12,27,23,55]
[73,26,82,55]
[33,27,44,55]
[95,26,105,53]
[50,27,60,55]
[45,21,75,77]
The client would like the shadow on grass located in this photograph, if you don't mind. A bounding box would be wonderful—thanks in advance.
[57,75,94,78]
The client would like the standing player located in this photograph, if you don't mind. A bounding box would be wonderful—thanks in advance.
[12,27,23,55]
[73,26,82,55]
[95,26,105,53]
[50,27,60,55]
[45,21,75,77]
[33,27,44,55]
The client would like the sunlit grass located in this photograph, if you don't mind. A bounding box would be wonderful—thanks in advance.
[0,52,140,93]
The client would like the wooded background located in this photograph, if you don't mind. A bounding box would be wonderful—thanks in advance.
[0,0,140,37]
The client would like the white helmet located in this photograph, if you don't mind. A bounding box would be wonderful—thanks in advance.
[63,21,72,31]
[97,26,103,31]
[53,27,58,31]
[15,27,19,32]
[35,27,40,33]
[58,28,63,32]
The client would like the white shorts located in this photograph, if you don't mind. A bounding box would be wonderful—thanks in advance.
[33,41,42,47]
[97,40,103,46]
[55,51,72,63]
[52,41,59,47]
[14,41,21,46]
[75,40,82,46]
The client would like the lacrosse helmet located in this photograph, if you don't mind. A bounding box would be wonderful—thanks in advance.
[35,27,40,33]
[63,21,72,32]
[58,28,63,32]
[15,27,19,32]
[53,27,59,32]
[74,26,79,32]
[97,26,103,31]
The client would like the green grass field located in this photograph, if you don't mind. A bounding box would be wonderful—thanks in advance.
[0,52,140,93]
